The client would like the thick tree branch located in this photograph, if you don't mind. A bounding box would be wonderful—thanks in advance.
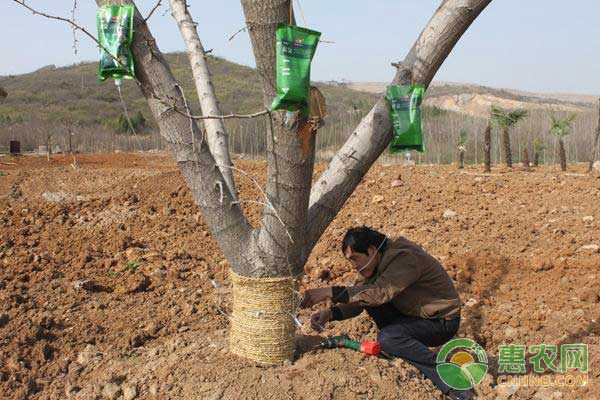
[241,0,315,278]
[92,0,254,270]
[169,0,239,202]
[302,0,492,264]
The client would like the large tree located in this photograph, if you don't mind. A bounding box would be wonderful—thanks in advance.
[17,0,492,363]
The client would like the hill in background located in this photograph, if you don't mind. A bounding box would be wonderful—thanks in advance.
[347,81,597,117]
[0,54,597,166]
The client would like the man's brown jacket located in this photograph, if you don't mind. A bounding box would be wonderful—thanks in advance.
[333,236,461,320]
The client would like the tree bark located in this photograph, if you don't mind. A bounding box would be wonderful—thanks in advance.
[96,0,254,271]
[502,127,512,167]
[458,150,464,169]
[302,0,492,262]
[534,151,539,167]
[240,0,316,277]
[168,0,238,201]
[522,147,530,170]
[588,98,600,173]
[484,123,491,172]
[559,138,567,171]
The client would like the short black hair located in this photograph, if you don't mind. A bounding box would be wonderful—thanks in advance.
[341,226,388,256]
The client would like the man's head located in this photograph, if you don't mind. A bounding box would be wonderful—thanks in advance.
[341,226,388,278]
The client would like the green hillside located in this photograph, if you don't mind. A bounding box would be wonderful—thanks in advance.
[0,53,377,133]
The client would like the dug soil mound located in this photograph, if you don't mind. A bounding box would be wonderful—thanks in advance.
[0,153,598,399]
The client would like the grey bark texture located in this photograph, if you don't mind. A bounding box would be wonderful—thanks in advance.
[168,0,238,201]
[240,0,316,277]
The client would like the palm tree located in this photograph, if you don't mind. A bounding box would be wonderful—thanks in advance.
[522,147,530,170]
[491,105,528,168]
[550,113,577,172]
[588,98,600,173]
[533,137,546,167]
[457,129,467,169]
[483,122,492,172]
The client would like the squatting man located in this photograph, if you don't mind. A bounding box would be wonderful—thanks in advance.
[301,226,473,400]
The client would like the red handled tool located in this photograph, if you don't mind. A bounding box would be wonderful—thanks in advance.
[317,335,381,356]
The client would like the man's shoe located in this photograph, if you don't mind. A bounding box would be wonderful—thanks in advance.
[445,388,474,400]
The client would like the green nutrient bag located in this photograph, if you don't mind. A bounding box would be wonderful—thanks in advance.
[97,5,135,81]
[271,24,321,115]
[386,84,425,153]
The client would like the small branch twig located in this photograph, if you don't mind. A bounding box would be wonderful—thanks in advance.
[168,105,271,121]
[13,0,97,48]
[228,24,251,42]
[144,0,162,24]
[71,0,79,54]
[12,0,125,69]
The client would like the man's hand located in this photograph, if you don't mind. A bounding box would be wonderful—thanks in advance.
[310,309,332,332]
[300,287,332,308]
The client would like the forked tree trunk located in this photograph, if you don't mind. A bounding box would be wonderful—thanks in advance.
[588,98,600,173]
[484,123,492,172]
[502,127,512,167]
[559,138,567,171]
[91,0,491,364]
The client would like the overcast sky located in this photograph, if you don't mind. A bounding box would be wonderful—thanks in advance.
[2,1,599,94]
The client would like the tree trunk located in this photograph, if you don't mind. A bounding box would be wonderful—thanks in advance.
[522,147,530,170]
[588,98,600,173]
[458,149,464,169]
[559,138,567,171]
[169,0,238,201]
[240,0,314,279]
[534,151,539,167]
[484,123,491,172]
[502,127,512,167]
[47,135,52,161]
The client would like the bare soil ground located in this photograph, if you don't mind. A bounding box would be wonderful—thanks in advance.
[0,153,598,400]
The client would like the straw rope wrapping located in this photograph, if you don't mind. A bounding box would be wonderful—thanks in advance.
[229,271,299,364]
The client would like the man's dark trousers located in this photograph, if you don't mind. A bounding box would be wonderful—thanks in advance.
[366,303,460,395]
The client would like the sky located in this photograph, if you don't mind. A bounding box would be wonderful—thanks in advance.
[2,0,600,95]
